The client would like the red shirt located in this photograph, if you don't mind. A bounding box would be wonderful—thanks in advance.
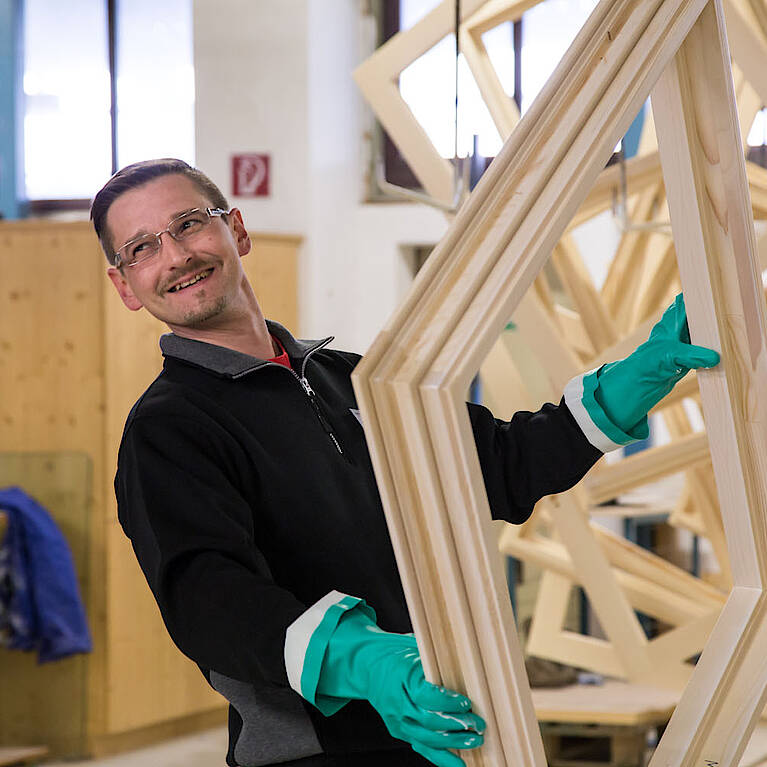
[269,336,292,369]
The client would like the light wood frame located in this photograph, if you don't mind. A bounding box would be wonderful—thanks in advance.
[352,2,767,766]
[458,0,537,139]
[353,0,488,205]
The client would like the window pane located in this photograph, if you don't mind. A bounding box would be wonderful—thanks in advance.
[400,0,441,31]
[748,108,767,147]
[399,1,504,158]
[482,21,515,102]
[23,0,111,200]
[520,0,599,114]
[116,0,195,168]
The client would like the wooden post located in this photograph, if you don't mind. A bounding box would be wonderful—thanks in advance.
[648,1,767,763]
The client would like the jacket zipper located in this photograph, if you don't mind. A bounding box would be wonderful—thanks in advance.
[296,375,344,455]
[264,338,344,456]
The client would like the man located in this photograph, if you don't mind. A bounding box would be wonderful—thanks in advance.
[92,159,719,767]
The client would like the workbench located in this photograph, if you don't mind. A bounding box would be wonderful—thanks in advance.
[532,681,679,767]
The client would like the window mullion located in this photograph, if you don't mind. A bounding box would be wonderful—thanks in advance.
[0,0,23,219]
[107,0,117,175]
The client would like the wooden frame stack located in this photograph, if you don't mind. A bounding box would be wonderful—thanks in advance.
[356,0,767,683]
[352,2,767,766]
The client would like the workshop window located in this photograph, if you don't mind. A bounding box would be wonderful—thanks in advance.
[22,0,111,203]
[398,0,509,159]
[377,0,600,196]
[398,0,599,157]
[115,0,194,169]
[21,0,194,211]
[517,0,598,114]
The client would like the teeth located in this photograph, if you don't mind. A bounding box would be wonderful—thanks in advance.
[170,269,212,292]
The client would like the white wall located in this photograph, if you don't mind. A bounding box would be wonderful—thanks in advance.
[194,0,448,353]
[194,0,309,234]
[305,0,449,351]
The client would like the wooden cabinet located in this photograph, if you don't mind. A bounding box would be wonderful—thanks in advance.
[0,220,300,757]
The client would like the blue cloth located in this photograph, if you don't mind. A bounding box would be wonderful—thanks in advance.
[0,486,91,662]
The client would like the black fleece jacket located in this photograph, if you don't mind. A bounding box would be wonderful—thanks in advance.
[114,321,602,766]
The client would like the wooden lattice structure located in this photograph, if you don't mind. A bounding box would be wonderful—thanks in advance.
[352,1,767,765]
[355,0,767,688]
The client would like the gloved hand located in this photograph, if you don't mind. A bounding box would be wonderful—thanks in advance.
[316,607,485,767]
[595,293,720,434]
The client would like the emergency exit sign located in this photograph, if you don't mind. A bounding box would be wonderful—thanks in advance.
[232,154,270,197]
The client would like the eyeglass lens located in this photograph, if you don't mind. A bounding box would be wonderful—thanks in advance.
[122,209,212,266]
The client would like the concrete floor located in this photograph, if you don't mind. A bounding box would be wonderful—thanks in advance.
[45,728,229,767]
[40,721,767,767]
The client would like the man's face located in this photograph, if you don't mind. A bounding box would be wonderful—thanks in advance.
[106,174,251,330]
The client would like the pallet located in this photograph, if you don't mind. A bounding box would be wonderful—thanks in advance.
[532,681,677,767]
[540,722,654,767]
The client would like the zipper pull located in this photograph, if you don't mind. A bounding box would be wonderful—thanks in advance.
[300,376,316,397]
[300,376,344,455]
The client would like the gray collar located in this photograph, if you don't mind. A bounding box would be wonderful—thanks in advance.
[159,320,333,379]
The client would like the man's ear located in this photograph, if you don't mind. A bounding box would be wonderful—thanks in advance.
[107,267,144,311]
[229,208,252,258]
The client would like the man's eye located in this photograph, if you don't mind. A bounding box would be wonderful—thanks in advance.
[174,215,205,237]
[131,240,151,257]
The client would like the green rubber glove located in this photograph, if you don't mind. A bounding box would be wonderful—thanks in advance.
[595,293,720,434]
[316,608,485,767]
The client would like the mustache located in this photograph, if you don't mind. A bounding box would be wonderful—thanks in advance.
[160,260,212,293]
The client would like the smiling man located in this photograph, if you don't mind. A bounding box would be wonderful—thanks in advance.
[92,158,719,767]
[104,168,275,360]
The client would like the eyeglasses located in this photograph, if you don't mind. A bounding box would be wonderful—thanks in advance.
[113,207,231,269]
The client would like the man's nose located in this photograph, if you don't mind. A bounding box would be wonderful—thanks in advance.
[159,231,193,265]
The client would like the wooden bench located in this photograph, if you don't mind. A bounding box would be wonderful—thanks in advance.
[531,681,679,767]
[0,746,49,766]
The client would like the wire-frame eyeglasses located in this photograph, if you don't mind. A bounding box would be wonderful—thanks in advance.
[113,207,231,269]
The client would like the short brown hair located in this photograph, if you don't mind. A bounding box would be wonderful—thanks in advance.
[90,159,229,265]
